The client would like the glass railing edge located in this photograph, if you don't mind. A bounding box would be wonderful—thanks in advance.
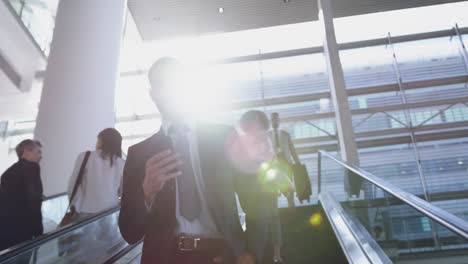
[44,192,67,201]
[319,192,392,264]
[318,150,468,241]
[0,206,121,262]
[103,240,143,264]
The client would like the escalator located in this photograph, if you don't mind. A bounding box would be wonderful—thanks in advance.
[2,151,468,263]
[0,206,125,263]
[0,190,129,263]
[316,150,468,263]
[41,193,68,234]
[113,151,468,264]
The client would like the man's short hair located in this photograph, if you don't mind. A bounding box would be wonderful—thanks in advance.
[240,110,269,131]
[16,139,42,159]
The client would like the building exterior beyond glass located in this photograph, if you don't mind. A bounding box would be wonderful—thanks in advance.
[1,0,468,256]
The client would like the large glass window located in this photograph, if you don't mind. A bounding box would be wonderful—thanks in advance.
[7,0,59,55]
[1,1,468,215]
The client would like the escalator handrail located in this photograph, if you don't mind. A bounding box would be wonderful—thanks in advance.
[319,192,392,264]
[0,206,121,262]
[319,150,468,241]
[103,240,143,264]
[43,192,67,201]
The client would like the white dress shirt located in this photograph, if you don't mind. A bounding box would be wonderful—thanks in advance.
[160,120,220,237]
[68,150,125,214]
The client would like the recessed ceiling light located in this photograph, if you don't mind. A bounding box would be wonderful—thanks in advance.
[218,7,224,14]
[458,160,464,165]
[283,0,291,2]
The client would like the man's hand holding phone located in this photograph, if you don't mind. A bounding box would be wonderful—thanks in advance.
[142,149,183,204]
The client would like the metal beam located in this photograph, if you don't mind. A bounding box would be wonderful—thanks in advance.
[354,120,468,139]
[0,51,21,88]
[215,27,468,64]
[304,120,336,138]
[291,120,468,147]
[230,91,330,109]
[111,74,468,120]
[347,75,468,97]
[229,74,468,111]
[352,96,468,116]
[61,26,468,79]
[112,90,468,125]
[277,96,468,125]
[294,135,336,144]
[107,120,468,146]
[282,112,335,123]
[296,127,468,154]
[91,79,468,130]
[112,88,468,132]
[213,47,324,65]
[319,0,360,196]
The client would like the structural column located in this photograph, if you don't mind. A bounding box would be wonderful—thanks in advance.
[34,0,126,195]
[318,0,361,196]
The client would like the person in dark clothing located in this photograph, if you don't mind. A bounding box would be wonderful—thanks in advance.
[0,139,44,251]
[230,110,284,263]
[118,58,254,264]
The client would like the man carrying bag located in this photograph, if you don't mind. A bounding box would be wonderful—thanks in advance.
[269,113,311,205]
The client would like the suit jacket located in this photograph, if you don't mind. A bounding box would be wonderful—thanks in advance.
[232,133,279,263]
[235,170,278,220]
[236,169,279,263]
[0,159,43,251]
[118,124,246,264]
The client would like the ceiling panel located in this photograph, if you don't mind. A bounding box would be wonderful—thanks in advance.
[129,0,318,41]
[129,0,467,41]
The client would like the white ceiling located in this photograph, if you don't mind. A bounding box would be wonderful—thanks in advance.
[128,0,467,41]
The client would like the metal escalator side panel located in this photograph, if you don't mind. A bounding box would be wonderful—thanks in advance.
[319,150,468,241]
[0,206,120,263]
[320,192,393,264]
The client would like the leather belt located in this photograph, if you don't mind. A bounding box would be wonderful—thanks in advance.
[177,236,225,252]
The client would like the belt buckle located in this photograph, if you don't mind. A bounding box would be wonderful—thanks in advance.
[178,236,201,251]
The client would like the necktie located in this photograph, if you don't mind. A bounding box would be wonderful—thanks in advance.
[170,124,201,221]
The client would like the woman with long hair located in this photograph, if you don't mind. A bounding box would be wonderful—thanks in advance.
[67,128,125,218]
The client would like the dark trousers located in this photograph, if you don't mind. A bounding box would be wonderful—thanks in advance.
[246,216,282,264]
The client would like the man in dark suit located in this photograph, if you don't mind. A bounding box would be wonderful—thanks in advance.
[0,139,44,251]
[230,110,283,263]
[119,57,254,264]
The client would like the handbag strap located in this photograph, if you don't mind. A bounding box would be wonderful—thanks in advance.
[67,151,91,211]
